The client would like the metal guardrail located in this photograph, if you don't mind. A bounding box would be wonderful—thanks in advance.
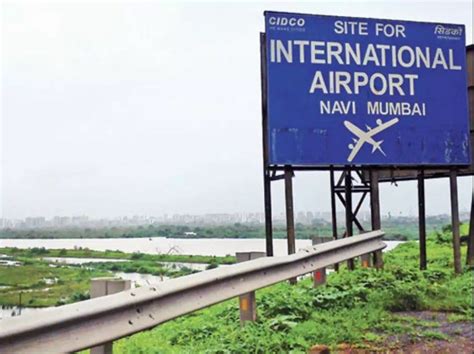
[0,231,385,353]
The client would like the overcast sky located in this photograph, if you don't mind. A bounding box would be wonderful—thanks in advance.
[1,0,473,219]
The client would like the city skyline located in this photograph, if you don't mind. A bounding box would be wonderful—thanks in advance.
[1,208,470,230]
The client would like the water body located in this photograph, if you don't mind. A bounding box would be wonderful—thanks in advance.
[0,238,403,256]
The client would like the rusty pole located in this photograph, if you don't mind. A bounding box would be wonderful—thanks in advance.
[345,170,355,270]
[449,170,462,274]
[369,170,381,268]
[284,165,297,284]
[467,45,474,266]
[330,169,339,271]
[236,252,266,324]
[468,181,474,266]
[418,169,427,270]
[369,170,381,230]
[260,32,273,257]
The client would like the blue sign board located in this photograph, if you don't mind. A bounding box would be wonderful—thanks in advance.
[265,11,470,165]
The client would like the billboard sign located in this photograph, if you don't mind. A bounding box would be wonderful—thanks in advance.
[264,11,470,165]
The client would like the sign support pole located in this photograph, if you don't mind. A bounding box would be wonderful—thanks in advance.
[370,170,381,268]
[284,165,296,255]
[468,177,474,266]
[260,32,273,257]
[467,45,474,266]
[284,165,296,283]
[370,170,381,230]
[418,169,427,270]
[345,169,355,270]
[449,169,462,274]
[330,168,339,271]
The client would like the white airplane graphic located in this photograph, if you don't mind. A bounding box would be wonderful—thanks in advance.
[344,118,400,162]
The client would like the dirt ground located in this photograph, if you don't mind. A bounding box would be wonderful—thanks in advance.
[308,311,473,354]
[385,311,473,354]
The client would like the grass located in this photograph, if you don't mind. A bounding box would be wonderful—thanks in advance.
[3,225,472,351]
[0,248,235,307]
[0,260,110,307]
[0,247,236,264]
[111,229,473,353]
[85,259,199,278]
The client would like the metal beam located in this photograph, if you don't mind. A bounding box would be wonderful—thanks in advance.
[269,174,285,181]
[0,232,385,353]
[334,186,371,193]
[353,192,368,223]
[335,192,365,231]
[268,165,470,172]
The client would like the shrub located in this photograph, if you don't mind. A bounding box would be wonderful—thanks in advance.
[131,253,144,260]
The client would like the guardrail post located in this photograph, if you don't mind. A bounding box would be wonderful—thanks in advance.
[360,254,372,268]
[313,268,326,287]
[374,250,384,270]
[312,237,331,286]
[236,252,266,325]
[90,278,131,354]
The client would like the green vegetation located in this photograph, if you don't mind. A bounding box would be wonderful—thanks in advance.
[113,229,473,353]
[0,216,463,240]
[0,247,236,265]
[0,248,234,307]
[0,246,237,308]
[0,260,110,307]
[86,260,197,278]
[2,225,472,351]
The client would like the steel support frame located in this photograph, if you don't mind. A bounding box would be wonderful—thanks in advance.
[332,169,371,237]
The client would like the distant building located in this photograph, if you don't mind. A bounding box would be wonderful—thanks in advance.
[25,217,46,228]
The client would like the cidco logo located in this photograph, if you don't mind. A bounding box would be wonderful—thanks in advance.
[268,17,305,27]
